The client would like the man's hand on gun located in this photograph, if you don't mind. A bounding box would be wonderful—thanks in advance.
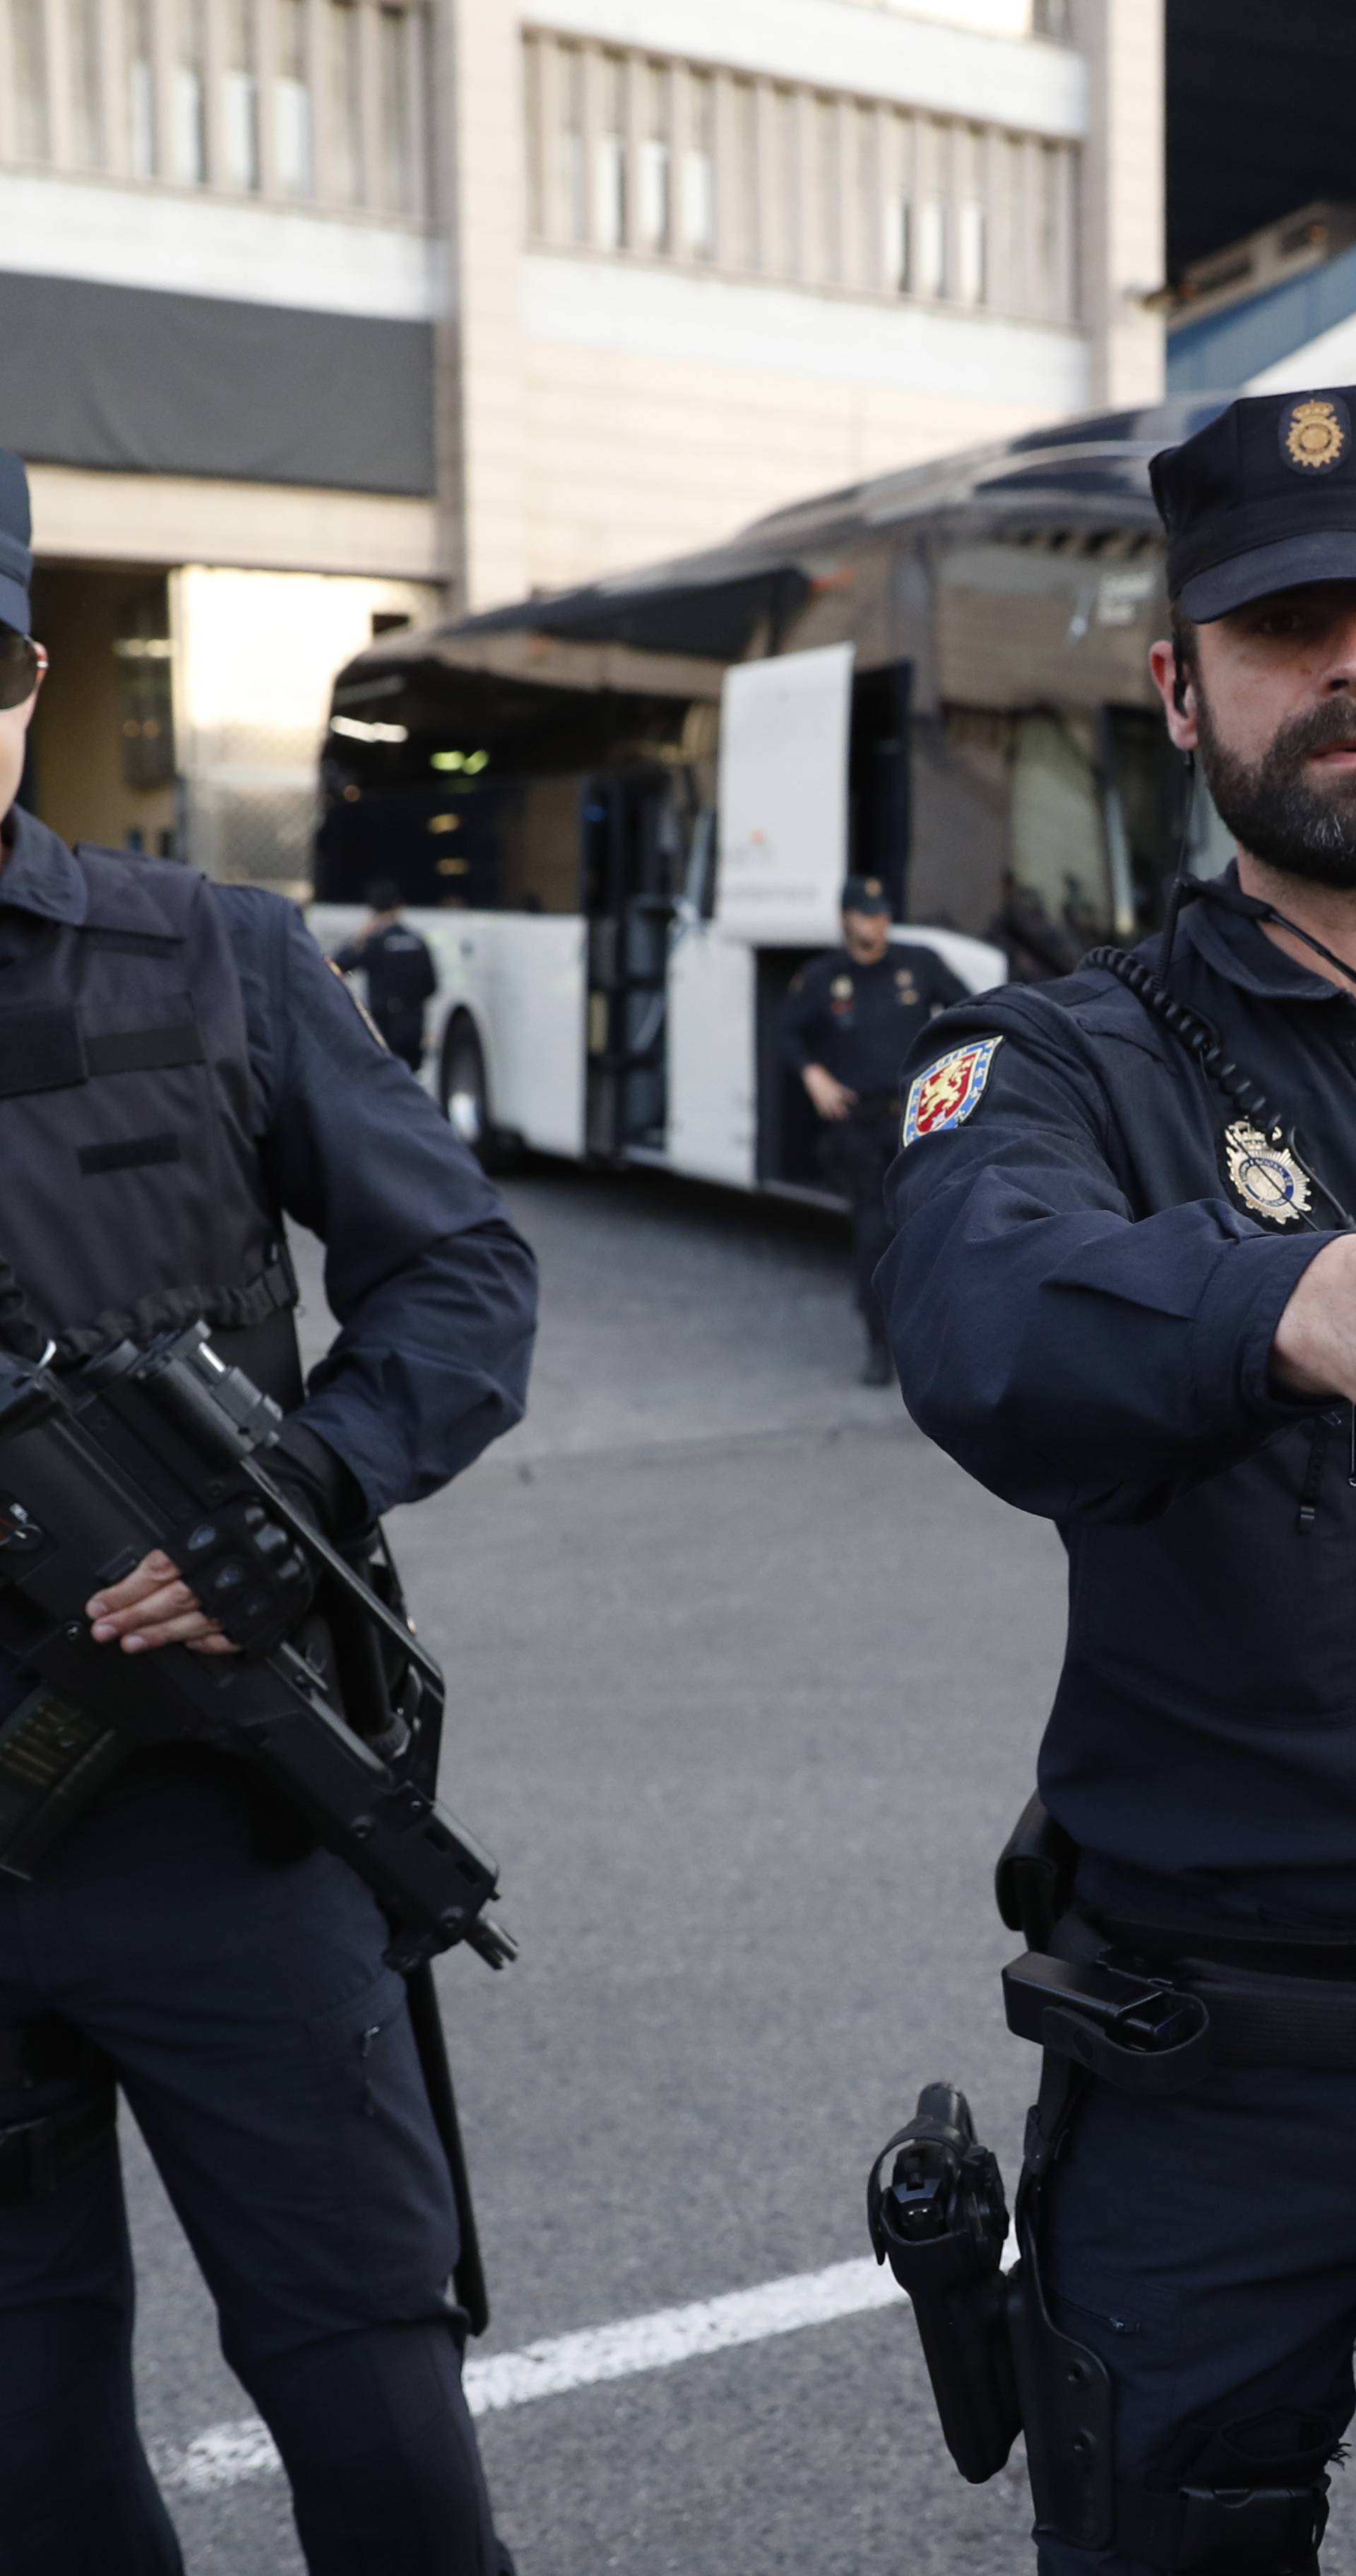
[87,1550,241,1657]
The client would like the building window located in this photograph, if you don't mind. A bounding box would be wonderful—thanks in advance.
[175,0,207,184]
[814,95,839,283]
[126,0,155,174]
[638,60,670,254]
[957,196,985,304]
[521,32,1079,326]
[917,196,946,299]
[684,71,715,261]
[733,78,759,272]
[595,52,625,249]
[69,0,103,166]
[328,0,362,202]
[559,43,586,242]
[225,0,260,190]
[773,85,797,280]
[11,0,48,159]
[275,0,311,196]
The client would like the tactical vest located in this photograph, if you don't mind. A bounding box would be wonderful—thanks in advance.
[0,837,299,1406]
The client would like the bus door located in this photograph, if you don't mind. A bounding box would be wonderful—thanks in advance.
[667,645,855,1191]
[582,763,682,1158]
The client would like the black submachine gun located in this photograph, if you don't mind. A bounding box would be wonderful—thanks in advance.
[0,1318,515,2327]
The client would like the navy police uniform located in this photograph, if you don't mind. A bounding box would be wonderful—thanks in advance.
[881,388,1356,2575]
[782,881,964,1359]
[333,914,437,1071]
[0,458,536,2575]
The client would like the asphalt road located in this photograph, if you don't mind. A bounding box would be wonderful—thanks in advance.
[121,1161,1356,2572]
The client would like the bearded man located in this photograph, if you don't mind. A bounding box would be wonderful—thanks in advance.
[878,387,1356,2575]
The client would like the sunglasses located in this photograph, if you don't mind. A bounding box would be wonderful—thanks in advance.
[0,631,47,712]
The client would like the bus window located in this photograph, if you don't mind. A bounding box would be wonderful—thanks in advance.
[1009,712,1107,966]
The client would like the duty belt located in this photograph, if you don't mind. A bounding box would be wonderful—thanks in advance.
[1006,1908,1356,2088]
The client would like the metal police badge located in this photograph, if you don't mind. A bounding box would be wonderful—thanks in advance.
[1223,1121,1312,1226]
[903,1035,1002,1145]
[1283,395,1349,473]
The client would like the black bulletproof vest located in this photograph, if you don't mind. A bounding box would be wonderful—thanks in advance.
[0,838,298,1402]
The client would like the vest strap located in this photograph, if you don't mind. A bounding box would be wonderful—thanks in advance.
[0,1006,206,1101]
[52,1247,299,1366]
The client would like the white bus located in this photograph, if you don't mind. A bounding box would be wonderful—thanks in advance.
[310,395,1228,1190]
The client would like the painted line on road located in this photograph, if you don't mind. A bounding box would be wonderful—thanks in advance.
[153,2255,908,2494]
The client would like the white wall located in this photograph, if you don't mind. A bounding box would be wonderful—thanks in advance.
[0,170,438,318]
[523,0,1086,135]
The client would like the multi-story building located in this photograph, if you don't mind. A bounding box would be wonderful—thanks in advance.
[0,0,1164,884]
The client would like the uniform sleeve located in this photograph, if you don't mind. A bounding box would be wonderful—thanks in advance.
[412,941,437,1004]
[781,962,827,1071]
[879,1010,1332,1524]
[238,896,537,1515]
[330,939,364,974]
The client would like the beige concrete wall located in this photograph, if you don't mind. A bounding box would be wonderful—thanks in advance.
[521,339,1086,590]
[1077,0,1165,405]
[29,467,445,585]
[445,0,530,611]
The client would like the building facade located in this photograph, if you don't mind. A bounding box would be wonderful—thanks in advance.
[446,0,1165,612]
[0,0,1163,883]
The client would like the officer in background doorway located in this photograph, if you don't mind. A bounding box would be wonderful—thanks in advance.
[332,877,438,1071]
[0,450,535,2575]
[783,876,965,1383]
[881,387,1356,2572]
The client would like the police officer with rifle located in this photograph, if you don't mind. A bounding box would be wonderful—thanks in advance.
[868,387,1356,2574]
[0,448,537,2573]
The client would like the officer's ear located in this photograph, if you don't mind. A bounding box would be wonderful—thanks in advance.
[1148,636,1197,751]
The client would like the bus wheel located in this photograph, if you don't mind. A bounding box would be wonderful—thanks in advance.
[440,1015,516,1170]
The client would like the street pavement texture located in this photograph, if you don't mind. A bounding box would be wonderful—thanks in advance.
[121,1162,1356,2572]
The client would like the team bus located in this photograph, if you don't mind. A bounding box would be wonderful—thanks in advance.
[310,395,1231,1190]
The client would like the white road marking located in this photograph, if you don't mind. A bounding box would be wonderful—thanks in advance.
[153,2255,908,2494]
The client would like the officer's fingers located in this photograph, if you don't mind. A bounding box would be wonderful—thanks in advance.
[185,1632,241,1657]
[86,1549,182,1621]
[89,1575,198,1640]
[118,1605,227,1654]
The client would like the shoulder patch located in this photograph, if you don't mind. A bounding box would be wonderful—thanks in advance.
[903,1035,1003,1145]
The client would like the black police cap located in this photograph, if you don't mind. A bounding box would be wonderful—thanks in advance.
[1152,388,1356,621]
[0,451,31,636]
[841,875,890,916]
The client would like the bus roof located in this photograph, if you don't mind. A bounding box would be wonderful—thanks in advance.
[348,395,1230,674]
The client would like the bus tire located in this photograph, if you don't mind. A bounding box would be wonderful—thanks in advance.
[439,1013,516,1172]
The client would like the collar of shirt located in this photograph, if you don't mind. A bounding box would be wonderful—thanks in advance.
[0,809,87,929]
[1181,860,1347,1007]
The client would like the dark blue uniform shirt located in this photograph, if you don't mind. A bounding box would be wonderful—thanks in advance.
[0,817,537,1521]
[879,875,1356,1928]
[782,942,968,1099]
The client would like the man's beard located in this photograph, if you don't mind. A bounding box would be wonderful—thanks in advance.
[1195,686,1356,888]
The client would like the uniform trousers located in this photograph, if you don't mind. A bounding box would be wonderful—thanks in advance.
[816,1107,897,1337]
[0,1757,509,2576]
[1034,2064,1354,2574]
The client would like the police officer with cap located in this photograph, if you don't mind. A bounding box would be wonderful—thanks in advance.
[332,877,438,1072]
[782,876,964,1383]
[879,384,1356,2572]
[0,451,535,2572]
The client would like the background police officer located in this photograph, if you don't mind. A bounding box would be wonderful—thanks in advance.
[782,876,965,1383]
[881,386,1356,2574]
[0,449,536,2575]
[331,876,438,1071]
